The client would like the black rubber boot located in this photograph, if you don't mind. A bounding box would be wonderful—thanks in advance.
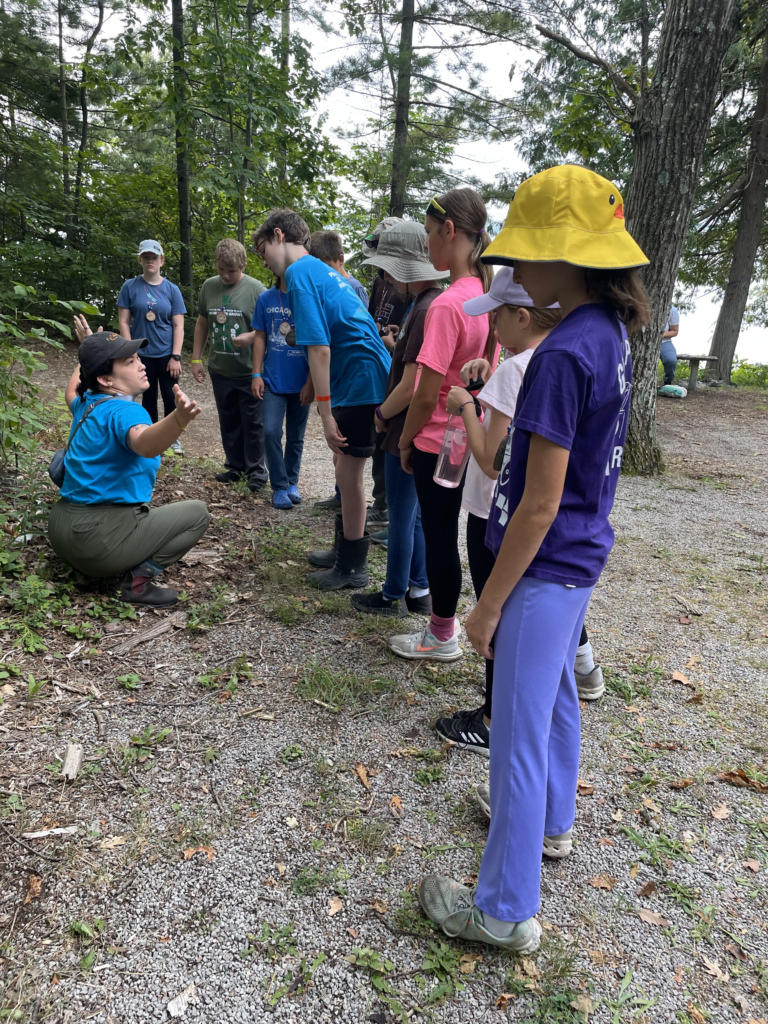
[308,533,370,591]
[307,513,343,568]
[119,572,178,607]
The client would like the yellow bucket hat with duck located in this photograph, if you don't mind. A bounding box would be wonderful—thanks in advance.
[481,165,649,270]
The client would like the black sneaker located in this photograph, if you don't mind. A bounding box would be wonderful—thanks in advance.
[366,506,389,528]
[248,478,267,493]
[119,575,178,607]
[435,705,490,757]
[314,492,342,509]
[405,591,432,615]
[215,470,242,483]
[350,590,406,617]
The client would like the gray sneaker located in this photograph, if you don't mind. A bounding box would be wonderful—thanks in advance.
[474,783,573,858]
[418,874,541,953]
[388,626,462,662]
[575,665,605,701]
[170,439,184,455]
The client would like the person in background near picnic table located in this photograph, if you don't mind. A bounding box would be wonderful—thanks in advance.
[190,239,268,493]
[350,220,448,617]
[232,276,314,509]
[49,328,208,607]
[312,218,406,526]
[660,304,679,385]
[116,240,186,454]
[416,164,650,955]
[253,208,390,590]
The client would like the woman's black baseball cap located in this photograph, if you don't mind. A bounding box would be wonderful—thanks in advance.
[78,332,149,378]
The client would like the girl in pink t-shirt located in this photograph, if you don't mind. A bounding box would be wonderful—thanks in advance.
[390,188,495,662]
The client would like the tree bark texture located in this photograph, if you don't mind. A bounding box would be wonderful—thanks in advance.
[624,0,737,474]
[389,0,414,218]
[74,0,105,233]
[708,28,768,382]
[171,0,193,294]
[57,0,70,199]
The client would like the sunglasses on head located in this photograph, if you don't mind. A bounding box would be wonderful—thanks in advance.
[426,196,447,217]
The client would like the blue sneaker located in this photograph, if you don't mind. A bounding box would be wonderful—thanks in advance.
[272,488,293,510]
[287,485,302,505]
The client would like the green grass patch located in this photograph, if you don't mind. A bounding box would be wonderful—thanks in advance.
[296,659,395,712]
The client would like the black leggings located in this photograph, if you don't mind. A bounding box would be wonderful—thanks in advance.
[412,447,465,619]
[466,511,589,720]
[142,356,176,423]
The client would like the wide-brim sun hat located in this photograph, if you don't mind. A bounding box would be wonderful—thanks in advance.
[361,221,449,283]
[463,267,559,315]
[481,165,649,270]
[361,216,403,259]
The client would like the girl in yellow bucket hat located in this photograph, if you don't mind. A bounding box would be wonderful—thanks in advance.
[417,165,651,952]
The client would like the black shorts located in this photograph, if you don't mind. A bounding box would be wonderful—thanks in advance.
[332,404,377,458]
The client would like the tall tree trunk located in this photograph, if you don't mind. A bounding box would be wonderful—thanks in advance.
[623,0,737,475]
[238,0,254,244]
[389,0,414,218]
[708,28,768,382]
[57,0,70,201]
[73,0,105,236]
[171,0,193,294]
[277,0,290,185]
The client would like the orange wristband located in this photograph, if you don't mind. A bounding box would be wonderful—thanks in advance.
[316,395,331,402]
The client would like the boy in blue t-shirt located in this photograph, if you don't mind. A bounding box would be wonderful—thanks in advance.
[253,209,389,590]
[308,230,369,306]
[234,279,313,509]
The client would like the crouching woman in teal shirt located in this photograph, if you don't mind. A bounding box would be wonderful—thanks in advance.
[48,330,210,607]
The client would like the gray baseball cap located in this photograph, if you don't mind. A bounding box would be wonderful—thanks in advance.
[137,239,163,257]
[361,221,449,283]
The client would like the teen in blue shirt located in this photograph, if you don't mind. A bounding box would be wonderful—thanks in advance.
[116,240,186,450]
[253,210,389,590]
[235,280,314,509]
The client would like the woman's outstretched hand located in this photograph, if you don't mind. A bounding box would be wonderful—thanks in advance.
[74,314,101,343]
[173,385,201,428]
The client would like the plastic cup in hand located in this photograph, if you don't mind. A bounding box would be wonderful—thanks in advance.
[433,414,470,489]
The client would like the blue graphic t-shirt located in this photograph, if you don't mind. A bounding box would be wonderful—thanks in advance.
[61,393,161,505]
[486,304,632,587]
[285,255,389,408]
[116,277,186,359]
[346,275,368,306]
[251,287,308,395]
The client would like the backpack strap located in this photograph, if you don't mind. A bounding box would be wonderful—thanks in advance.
[65,395,114,454]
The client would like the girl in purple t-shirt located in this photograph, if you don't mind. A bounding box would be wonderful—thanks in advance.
[416,165,652,954]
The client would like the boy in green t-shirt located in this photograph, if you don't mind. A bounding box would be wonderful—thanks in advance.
[191,238,267,491]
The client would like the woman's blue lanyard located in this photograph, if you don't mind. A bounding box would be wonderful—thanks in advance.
[398,296,417,338]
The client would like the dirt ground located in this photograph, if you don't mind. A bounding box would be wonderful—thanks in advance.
[1,348,767,1024]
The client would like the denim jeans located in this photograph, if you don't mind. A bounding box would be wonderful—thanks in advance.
[660,340,678,384]
[382,451,428,600]
[262,385,310,491]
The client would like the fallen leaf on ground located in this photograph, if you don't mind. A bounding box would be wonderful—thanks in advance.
[687,693,703,704]
[687,1004,706,1024]
[701,955,729,983]
[670,777,695,789]
[734,995,750,1013]
[672,670,695,687]
[742,859,760,872]
[588,874,616,891]
[167,983,198,1018]
[711,802,730,820]
[637,881,657,897]
[285,816,299,829]
[370,899,387,914]
[642,797,661,813]
[747,1018,768,1024]
[459,953,483,974]
[22,826,78,840]
[611,810,623,822]
[577,779,595,796]
[1,684,15,696]
[598,837,615,846]
[495,994,516,1010]
[630,864,639,879]
[570,994,595,1018]
[719,770,768,794]
[519,958,539,978]
[726,943,748,962]
[679,615,692,625]
[388,795,404,819]
[328,896,343,916]
[99,836,127,850]
[182,846,215,862]
[347,927,358,938]
[589,951,613,965]
[276,862,286,876]
[24,876,42,905]
[639,909,669,927]
[674,965,683,984]
[685,655,702,669]
[354,763,372,790]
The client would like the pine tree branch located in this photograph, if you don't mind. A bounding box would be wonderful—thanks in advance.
[411,73,521,110]
[534,23,638,107]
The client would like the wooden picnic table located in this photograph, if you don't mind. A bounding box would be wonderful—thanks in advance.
[676,353,719,392]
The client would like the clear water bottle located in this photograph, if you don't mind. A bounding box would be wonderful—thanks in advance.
[433,414,471,488]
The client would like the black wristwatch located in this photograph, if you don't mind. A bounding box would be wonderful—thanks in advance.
[170,354,181,362]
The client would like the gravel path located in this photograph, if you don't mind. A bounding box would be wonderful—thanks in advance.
[1,357,767,1023]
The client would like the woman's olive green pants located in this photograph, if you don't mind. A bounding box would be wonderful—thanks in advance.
[48,499,210,578]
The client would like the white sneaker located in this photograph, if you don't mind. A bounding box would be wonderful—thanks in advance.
[388,626,463,662]
[170,439,184,455]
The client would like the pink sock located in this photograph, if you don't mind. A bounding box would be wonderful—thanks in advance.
[430,613,455,643]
